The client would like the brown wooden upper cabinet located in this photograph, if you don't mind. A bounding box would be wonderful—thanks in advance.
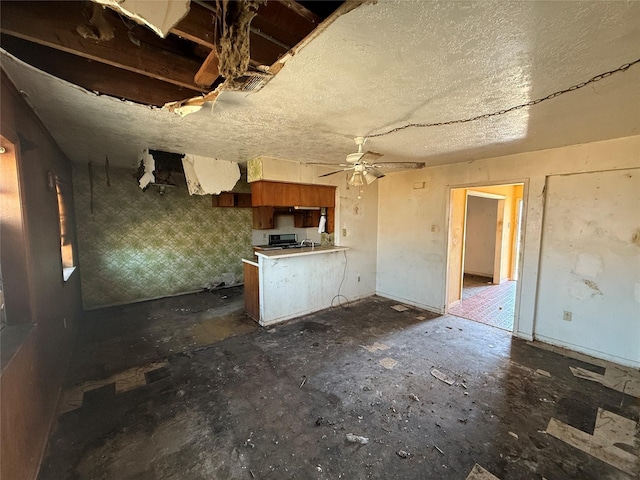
[251,181,335,208]
[212,192,252,208]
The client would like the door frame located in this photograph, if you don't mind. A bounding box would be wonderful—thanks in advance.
[444,180,528,335]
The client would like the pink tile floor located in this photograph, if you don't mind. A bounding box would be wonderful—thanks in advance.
[450,274,516,331]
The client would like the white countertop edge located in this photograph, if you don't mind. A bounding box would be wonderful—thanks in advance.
[255,246,348,260]
[241,259,259,267]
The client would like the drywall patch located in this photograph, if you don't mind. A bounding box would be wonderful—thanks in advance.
[568,276,603,300]
[575,253,603,278]
[182,155,240,195]
[583,279,603,296]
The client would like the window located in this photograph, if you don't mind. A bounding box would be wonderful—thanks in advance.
[54,175,76,281]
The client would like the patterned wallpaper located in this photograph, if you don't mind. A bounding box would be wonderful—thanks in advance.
[73,164,253,309]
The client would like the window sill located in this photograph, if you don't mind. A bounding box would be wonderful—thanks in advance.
[63,266,77,282]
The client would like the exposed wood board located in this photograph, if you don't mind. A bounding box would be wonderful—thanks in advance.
[170,2,216,49]
[268,0,367,75]
[194,50,220,87]
[0,1,208,92]
[250,32,288,67]
[252,1,317,48]
[0,35,201,106]
[276,0,321,25]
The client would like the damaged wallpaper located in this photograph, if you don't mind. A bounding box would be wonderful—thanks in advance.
[73,164,252,309]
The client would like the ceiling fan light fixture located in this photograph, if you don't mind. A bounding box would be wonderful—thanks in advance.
[349,171,364,187]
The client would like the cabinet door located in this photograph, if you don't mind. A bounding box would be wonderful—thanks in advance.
[252,206,275,229]
[236,193,252,208]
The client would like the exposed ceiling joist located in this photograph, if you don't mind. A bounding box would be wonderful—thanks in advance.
[170,2,216,49]
[0,1,208,92]
[0,35,202,106]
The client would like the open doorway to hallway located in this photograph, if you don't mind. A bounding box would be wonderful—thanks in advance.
[446,184,524,332]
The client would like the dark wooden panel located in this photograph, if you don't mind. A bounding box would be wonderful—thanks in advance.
[243,262,260,322]
[170,2,216,48]
[0,1,207,92]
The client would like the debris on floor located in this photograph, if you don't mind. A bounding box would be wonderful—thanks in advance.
[345,433,369,445]
[362,341,390,353]
[391,304,409,312]
[465,463,501,480]
[508,431,519,440]
[396,450,411,458]
[379,357,398,369]
[535,368,552,377]
[430,368,455,385]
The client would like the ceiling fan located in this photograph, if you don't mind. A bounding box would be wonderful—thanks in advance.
[311,137,426,187]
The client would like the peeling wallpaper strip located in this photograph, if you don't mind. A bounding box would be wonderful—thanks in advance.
[73,165,252,309]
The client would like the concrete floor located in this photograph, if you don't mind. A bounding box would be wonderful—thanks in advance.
[38,288,639,479]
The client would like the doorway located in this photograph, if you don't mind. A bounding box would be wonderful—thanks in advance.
[446,183,524,332]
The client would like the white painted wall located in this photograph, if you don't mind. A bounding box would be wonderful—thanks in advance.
[464,196,497,277]
[257,249,350,325]
[251,214,321,246]
[535,169,640,366]
[376,135,640,367]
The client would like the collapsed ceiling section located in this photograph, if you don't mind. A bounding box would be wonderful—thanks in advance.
[0,0,345,108]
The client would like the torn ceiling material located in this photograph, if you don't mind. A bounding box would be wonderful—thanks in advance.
[182,155,240,195]
[93,0,191,38]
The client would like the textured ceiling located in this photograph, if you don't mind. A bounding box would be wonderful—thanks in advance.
[2,0,639,170]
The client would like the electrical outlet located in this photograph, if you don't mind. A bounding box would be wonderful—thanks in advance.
[342,228,347,237]
[563,311,572,322]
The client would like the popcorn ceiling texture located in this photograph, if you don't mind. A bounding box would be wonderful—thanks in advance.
[73,165,252,309]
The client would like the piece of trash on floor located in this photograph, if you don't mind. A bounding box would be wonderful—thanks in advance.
[508,431,519,440]
[535,369,552,378]
[380,357,398,369]
[416,316,425,320]
[396,450,411,458]
[299,376,307,388]
[431,368,455,385]
[465,463,501,480]
[267,328,276,334]
[409,393,420,402]
[362,342,390,353]
[391,304,409,312]
[346,433,369,445]
[434,445,444,455]
[458,418,468,423]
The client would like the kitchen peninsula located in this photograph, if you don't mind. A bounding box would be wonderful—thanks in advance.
[242,245,348,326]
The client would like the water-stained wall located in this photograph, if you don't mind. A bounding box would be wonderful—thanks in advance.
[73,165,253,309]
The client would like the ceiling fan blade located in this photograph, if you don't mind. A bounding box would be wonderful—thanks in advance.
[366,167,385,179]
[362,169,384,184]
[318,168,353,178]
[360,151,383,162]
[308,162,352,167]
[371,162,426,169]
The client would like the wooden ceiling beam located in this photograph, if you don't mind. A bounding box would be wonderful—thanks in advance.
[0,1,208,92]
[276,0,322,25]
[253,1,317,48]
[170,2,216,49]
[1,35,202,106]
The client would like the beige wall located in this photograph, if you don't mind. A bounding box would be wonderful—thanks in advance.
[377,135,639,367]
[1,72,83,480]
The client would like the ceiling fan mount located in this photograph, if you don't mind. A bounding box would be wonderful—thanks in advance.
[310,136,426,187]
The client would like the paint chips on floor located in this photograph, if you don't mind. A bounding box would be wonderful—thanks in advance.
[466,463,501,480]
[546,408,639,476]
[379,357,398,369]
[570,365,640,398]
[362,342,390,353]
[431,368,455,385]
[391,304,409,312]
